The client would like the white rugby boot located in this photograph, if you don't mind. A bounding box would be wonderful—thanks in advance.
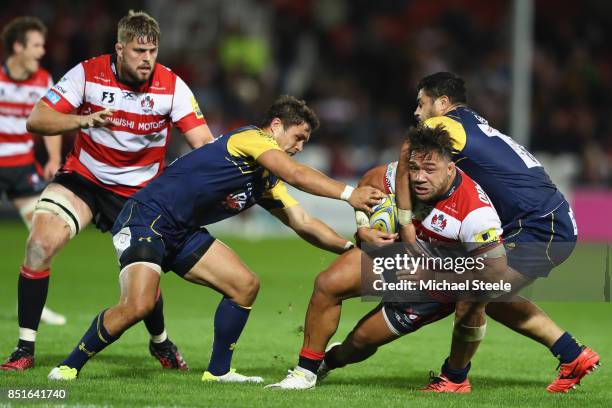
[265,366,317,390]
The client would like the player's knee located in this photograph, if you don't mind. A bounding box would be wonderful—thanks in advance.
[124,297,156,322]
[230,272,260,305]
[455,301,486,321]
[349,326,378,350]
[25,230,63,270]
[313,271,341,300]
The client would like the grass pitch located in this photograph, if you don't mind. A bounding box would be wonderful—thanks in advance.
[0,221,610,407]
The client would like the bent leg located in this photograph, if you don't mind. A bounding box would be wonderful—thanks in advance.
[59,263,160,374]
[326,305,399,369]
[183,240,260,376]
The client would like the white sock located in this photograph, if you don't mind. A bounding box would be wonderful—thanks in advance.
[19,327,37,342]
[151,329,167,343]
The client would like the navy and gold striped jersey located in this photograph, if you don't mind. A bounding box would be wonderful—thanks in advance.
[131,125,298,230]
[424,107,563,228]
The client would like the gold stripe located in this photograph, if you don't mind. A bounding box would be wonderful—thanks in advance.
[504,219,523,240]
[546,212,556,265]
[150,214,163,237]
[96,313,109,344]
[121,201,135,228]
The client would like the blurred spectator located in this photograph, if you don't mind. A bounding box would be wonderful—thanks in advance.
[1,0,610,185]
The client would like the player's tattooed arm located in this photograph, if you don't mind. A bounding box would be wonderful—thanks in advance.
[395,139,417,243]
[271,205,351,254]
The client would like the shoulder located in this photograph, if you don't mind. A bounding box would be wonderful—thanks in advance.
[82,54,109,70]
[151,63,178,89]
[424,114,467,151]
[443,171,495,221]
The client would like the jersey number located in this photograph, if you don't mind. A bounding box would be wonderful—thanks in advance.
[477,124,541,169]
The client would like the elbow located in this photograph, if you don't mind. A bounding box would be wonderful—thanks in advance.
[26,117,38,133]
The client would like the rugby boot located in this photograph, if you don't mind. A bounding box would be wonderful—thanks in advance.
[0,347,34,371]
[149,340,188,370]
[547,346,600,393]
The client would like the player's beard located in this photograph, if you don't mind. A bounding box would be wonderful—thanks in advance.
[121,63,153,85]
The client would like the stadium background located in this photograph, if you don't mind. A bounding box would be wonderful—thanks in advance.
[1,1,611,407]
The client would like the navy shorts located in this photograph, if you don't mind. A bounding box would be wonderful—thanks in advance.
[503,199,578,278]
[111,200,215,276]
[382,301,455,336]
[0,163,45,200]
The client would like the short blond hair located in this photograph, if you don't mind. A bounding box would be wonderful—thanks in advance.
[117,10,160,45]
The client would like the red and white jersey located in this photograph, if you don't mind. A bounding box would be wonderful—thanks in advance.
[0,66,53,167]
[384,161,503,249]
[42,54,206,197]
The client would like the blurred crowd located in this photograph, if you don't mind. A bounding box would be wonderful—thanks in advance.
[2,0,611,187]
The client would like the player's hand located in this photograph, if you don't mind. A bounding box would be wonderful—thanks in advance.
[43,159,61,181]
[357,227,398,244]
[398,139,411,165]
[348,186,385,213]
[80,109,114,129]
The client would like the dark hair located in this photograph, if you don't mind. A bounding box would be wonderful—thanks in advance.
[406,124,454,161]
[2,16,47,55]
[260,95,320,132]
[416,72,467,104]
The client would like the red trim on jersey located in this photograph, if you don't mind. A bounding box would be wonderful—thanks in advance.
[0,133,33,143]
[42,89,75,113]
[62,156,152,197]
[0,67,51,86]
[0,101,34,117]
[175,111,206,133]
[0,151,35,167]
[75,132,166,167]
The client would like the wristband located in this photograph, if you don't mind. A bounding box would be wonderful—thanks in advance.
[340,185,355,201]
[397,208,413,226]
[355,210,370,228]
[344,241,355,250]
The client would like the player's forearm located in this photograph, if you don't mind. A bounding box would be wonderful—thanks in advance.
[285,164,346,200]
[42,134,63,163]
[27,104,82,135]
[295,217,351,254]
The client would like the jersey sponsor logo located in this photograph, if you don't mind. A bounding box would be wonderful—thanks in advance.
[475,184,491,205]
[54,85,68,95]
[45,89,61,104]
[431,213,447,232]
[474,227,500,243]
[191,96,203,119]
[141,95,155,112]
[101,91,116,105]
[222,190,250,212]
[122,90,136,100]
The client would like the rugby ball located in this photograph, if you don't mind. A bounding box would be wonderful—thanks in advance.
[369,194,399,233]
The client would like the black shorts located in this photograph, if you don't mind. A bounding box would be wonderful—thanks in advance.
[53,171,127,233]
[0,163,46,200]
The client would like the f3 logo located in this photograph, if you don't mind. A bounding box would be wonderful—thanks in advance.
[101,91,115,104]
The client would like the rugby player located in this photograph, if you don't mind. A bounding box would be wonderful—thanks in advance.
[0,16,65,326]
[267,124,509,391]
[1,11,214,371]
[47,95,384,382]
[404,72,599,393]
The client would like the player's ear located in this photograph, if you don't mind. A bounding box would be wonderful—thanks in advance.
[12,41,24,55]
[115,42,123,57]
[447,160,455,175]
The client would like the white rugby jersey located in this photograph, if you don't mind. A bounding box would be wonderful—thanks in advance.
[384,161,503,248]
[42,54,206,197]
[0,66,53,167]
